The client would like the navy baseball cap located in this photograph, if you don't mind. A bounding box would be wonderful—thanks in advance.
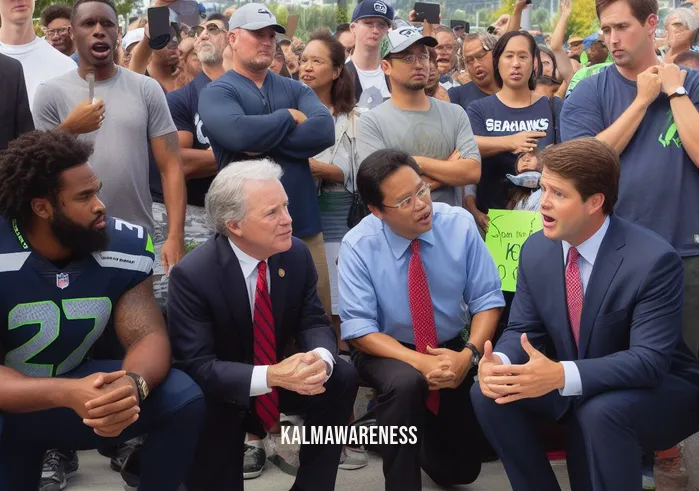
[351,0,394,26]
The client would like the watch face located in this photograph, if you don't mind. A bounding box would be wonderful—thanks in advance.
[677,87,688,95]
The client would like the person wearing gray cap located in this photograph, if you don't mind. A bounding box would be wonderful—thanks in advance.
[356,26,481,208]
[198,2,335,318]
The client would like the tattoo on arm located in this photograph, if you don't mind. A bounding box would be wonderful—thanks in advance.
[162,131,179,155]
[114,278,167,349]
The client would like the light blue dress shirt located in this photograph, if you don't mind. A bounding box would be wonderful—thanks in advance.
[338,203,506,344]
[495,216,611,396]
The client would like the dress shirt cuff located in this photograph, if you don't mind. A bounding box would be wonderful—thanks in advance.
[469,289,507,315]
[250,365,273,397]
[464,184,477,197]
[493,352,512,366]
[312,347,336,382]
[559,361,583,397]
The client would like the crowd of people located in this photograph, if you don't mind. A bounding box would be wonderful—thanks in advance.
[0,0,698,489]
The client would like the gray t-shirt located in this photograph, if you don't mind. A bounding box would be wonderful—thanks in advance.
[356,98,480,205]
[32,67,176,234]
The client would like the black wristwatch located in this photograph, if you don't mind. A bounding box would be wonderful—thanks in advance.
[464,343,481,367]
[126,372,150,404]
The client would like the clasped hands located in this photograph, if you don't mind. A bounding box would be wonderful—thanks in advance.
[417,345,472,390]
[65,370,141,438]
[478,333,565,404]
[267,351,330,396]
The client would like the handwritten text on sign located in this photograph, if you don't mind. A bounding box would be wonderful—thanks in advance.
[485,209,542,292]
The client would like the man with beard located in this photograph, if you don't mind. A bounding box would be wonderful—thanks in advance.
[32,1,187,480]
[337,149,504,491]
[40,4,78,61]
[0,129,204,491]
[148,14,227,309]
[356,26,481,207]
[198,2,335,318]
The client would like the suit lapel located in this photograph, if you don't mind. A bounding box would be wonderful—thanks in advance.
[550,241,579,361]
[268,253,287,340]
[215,235,254,360]
[578,217,625,359]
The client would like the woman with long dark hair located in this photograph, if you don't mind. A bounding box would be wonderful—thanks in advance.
[300,28,367,470]
[465,30,562,232]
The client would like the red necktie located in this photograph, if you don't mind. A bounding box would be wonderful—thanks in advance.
[253,261,280,431]
[565,247,583,347]
[407,240,440,415]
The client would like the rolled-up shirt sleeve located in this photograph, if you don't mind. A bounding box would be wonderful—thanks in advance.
[338,241,380,341]
[463,217,506,313]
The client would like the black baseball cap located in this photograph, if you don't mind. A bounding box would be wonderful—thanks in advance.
[351,0,394,26]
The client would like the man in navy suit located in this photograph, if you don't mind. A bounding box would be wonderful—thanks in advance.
[471,138,699,491]
[167,159,358,491]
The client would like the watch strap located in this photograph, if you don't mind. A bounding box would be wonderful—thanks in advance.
[464,342,481,366]
[126,372,145,404]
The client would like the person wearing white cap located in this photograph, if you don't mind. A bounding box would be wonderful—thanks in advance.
[121,27,145,68]
[356,26,481,208]
[198,3,335,323]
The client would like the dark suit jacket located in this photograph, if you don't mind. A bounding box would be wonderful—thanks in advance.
[496,215,699,415]
[0,53,33,150]
[168,233,338,409]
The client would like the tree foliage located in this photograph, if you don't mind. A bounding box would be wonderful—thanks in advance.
[560,0,599,36]
[34,0,135,19]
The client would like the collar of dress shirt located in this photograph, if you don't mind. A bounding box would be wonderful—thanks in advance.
[228,238,268,279]
[562,215,611,267]
[382,220,436,260]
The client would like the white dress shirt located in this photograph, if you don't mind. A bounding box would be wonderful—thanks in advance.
[228,240,335,397]
[495,216,611,397]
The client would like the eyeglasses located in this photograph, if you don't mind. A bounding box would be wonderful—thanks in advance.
[192,23,223,38]
[464,49,489,65]
[383,182,431,210]
[390,52,429,64]
[41,26,70,37]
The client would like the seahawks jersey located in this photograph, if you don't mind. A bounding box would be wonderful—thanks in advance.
[0,217,154,377]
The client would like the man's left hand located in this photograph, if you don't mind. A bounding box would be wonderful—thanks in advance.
[161,236,185,276]
[484,333,565,404]
[659,63,688,96]
[83,374,141,437]
[294,351,329,396]
[425,346,473,389]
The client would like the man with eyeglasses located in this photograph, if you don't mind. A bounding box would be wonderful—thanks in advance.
[40,4,77,60]
[448,33,499,112]
[338,148,504,491]
[0,0,76,106]
[346,0,394,109]
[356,26,481,208]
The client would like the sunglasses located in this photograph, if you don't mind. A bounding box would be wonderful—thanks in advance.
[189,23,223,38]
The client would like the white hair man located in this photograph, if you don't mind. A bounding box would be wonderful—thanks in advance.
[167,159,358,491]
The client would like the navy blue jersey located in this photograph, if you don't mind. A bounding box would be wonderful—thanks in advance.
[0,217,154,377]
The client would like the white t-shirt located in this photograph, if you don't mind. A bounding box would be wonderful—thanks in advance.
[0,37,77,107]
[355,64,391,98]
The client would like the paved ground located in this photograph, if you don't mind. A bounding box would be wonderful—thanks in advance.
[70,449,572,491]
